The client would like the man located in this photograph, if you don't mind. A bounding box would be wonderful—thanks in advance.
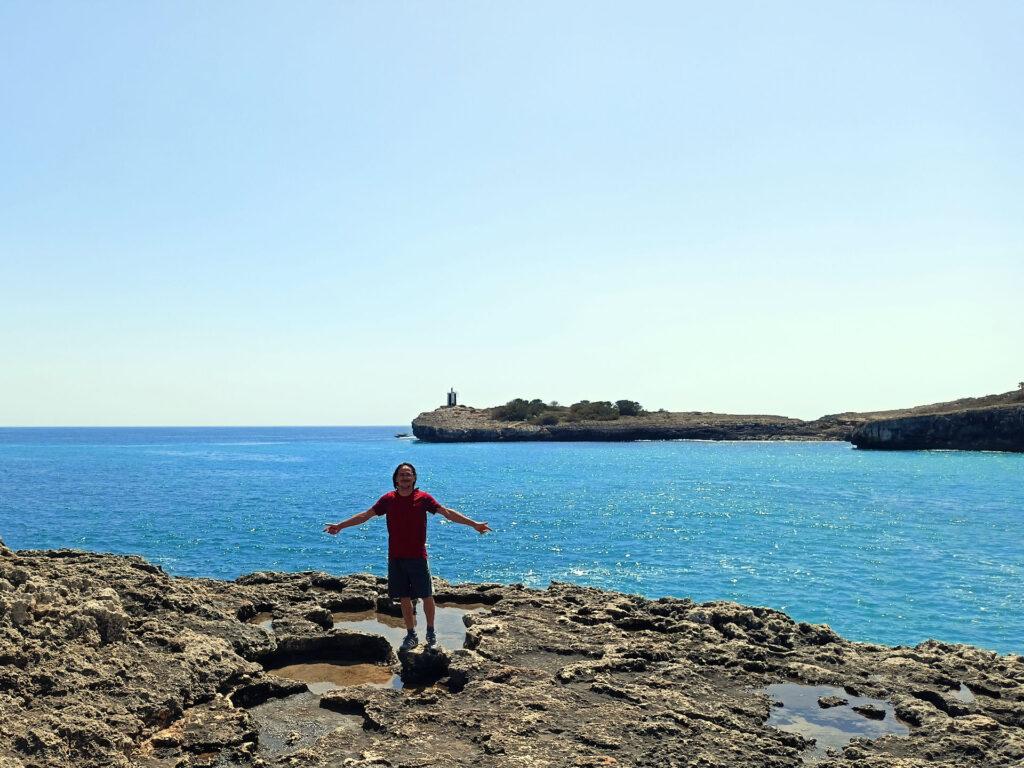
[324,462,491,651]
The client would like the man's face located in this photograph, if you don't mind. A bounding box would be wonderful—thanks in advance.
[395,466,416,492]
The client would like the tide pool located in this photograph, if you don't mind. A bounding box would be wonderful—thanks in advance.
[0,426,1021,653]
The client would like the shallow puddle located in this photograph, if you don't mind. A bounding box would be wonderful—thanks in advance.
[332,602,487,650]
[254,601,486,699]
[953,683,975,703]
[248,691,362,757]
[266,661,402,693]
[247,611,275,630]
[765,683,910,762]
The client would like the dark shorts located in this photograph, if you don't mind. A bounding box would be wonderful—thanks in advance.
[387,558,433,599]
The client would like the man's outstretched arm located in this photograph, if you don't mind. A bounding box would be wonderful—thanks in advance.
[324,508,376,535]
[438,506,491,534]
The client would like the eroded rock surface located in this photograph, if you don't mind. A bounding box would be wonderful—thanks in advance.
[1,538,1022,767]
[851,404,1024,452]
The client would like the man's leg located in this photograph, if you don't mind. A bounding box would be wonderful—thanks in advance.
[423,596,436,628]
[400,597,416,631]
[392,560,419,650]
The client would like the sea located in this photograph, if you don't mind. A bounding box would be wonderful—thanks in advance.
[1,426,1021,654]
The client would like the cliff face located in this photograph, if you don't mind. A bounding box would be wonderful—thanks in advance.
[2,540,1024,767]
[850,405,1024,453]
[412,405,862,443]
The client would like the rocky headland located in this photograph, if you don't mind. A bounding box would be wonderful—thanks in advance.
[850,404,1024,453]
[412,406,863,443]
[2,538,1023,767]
[412,390,1024,452]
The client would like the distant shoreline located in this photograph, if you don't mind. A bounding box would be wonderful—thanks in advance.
[412,390,1024,452]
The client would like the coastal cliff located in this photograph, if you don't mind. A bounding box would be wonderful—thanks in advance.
[850,404,1024,453]
[2,539,1023,767]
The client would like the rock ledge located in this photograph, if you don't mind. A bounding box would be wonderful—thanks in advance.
[2,540,1022,767]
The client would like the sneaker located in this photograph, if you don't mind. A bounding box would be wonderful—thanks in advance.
[400,630,418,651]
[425,628,438,649]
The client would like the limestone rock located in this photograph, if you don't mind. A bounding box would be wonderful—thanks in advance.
[0,546,1022,767]
[819,695,849,708]
[851,404,1024,452]
[397,645,451,685]
[852,703,887,720]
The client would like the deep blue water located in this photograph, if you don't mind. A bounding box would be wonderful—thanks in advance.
[1,427,1021,654]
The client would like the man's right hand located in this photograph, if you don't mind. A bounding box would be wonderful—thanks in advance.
[323,523,343,535]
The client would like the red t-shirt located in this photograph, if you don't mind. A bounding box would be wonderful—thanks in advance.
[372,489,442,559]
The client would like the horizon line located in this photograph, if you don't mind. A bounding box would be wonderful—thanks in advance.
[0,424,412,429]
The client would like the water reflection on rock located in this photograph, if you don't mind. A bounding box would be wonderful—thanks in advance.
[765,683,910,762]
[247,611,274,631]
[953,683,976,703]
[332,602,487,650]
[248,691,362,757]
[265,661,401,693]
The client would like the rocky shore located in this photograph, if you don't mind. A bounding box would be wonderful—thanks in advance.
[2,539,1023,767]
[412,390,1024,452]
[850,405,1024,453]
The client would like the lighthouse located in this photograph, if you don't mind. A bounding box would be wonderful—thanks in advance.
[446,388,458,407]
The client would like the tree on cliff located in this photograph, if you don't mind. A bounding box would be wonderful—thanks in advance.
[615,400,643,417]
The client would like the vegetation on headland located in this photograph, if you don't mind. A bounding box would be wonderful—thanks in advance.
[487,384,1024,427]
[492,398,644,424]
[414,384,1024,450]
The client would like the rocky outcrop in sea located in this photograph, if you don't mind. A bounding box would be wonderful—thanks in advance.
[412,390,1024,452]
[2,538,1023,767]
[412,406,864,443]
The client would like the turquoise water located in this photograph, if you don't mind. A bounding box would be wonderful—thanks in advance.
[1,427,1021,654]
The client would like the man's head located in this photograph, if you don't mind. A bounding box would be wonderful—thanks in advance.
[392,462,417,492]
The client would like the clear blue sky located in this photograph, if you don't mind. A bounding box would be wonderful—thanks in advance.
[2,2,1021,426]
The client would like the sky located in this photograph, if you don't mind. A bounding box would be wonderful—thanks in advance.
[1,2,1021,426]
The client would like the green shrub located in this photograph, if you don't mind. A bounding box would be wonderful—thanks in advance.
[494,398,644,422]
[567,400,619,421]
[530,413,561,426]
[616,400,643,417]
[494,398,550,421]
